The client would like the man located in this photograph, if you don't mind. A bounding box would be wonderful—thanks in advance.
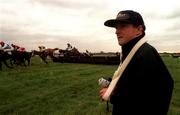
[0,41,13,55]
[66,43,73,51]
[0,41,12,50]
[99,10,174,115]
[38,46,46,52]
[11,44,26,52]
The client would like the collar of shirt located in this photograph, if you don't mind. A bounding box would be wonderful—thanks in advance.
[121,34,144,62]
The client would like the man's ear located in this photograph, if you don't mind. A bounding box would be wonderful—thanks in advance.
[138,25,144,32]
[135,25,143,36]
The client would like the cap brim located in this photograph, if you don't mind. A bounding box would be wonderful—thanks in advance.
[104,19,130,27]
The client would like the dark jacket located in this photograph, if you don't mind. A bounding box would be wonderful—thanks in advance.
[110,36,174,115]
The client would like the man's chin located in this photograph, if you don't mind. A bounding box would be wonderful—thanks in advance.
[118,42,124,46]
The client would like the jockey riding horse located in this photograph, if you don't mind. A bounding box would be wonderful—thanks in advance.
[10,44,32,66]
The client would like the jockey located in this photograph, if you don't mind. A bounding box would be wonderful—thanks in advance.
[11,44,20,50]
[11,44,26,52]
[66,43,73,51]
[0,41,4,50]
[0,41,14,54]
[38,46,46,52]
[0,41,12,49]
[17,47,26,52]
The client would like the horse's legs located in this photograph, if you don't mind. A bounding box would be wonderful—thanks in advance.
[40,56,48,64]
[9,58,14,66]
[3,60,13,68]
[21,58,26,67]
[26,58,31,66]
[0,61,2,70]
[27,59,30,66]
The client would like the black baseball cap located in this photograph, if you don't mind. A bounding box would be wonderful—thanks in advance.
[104,10,146,30]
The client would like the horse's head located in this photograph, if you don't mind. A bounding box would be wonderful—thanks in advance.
[59,49,65,53]
[54,48,59,50]
[31,50,40,56]
[72,47,80,54]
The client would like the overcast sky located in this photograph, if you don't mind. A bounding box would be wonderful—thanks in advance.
[0,0,180,52]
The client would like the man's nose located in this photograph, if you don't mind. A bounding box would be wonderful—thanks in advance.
[115,29,120,34]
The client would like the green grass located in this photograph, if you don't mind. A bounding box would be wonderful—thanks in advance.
[162,57,180,115]
[0,56,179,115]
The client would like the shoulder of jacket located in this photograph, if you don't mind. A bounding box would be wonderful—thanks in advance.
[134,43,159,59]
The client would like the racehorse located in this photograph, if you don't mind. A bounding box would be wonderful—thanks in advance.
[44,48,59,58]
[31,50,48,64]
[11,44,31,66]
[0,50,13,70]
[59,47,84,57]
[9,50,33,66]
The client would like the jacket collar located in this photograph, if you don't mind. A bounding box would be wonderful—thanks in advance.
[121,34,144,62]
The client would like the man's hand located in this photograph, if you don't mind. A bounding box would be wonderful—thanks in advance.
[99,88,108,99]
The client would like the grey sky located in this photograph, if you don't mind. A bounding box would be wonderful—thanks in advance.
[0,0,179,52]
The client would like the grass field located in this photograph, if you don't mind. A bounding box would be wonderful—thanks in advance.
[0,56,179,115]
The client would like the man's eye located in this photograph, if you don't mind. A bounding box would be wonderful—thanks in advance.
[120,24,128,27]
[116,24,128,29]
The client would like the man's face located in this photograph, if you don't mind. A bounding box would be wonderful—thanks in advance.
[115,23,142,46]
